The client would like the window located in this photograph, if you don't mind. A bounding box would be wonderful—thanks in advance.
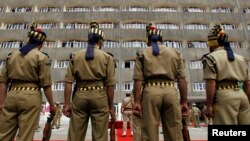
[39,7,61,12]
[99,23,119,28]
[247,24,250,30]
[243,8,250,13]
[188,41,207,48]
[115,61,119,68]
[94,6,119,11]
[229,42,242,48]
[123,41,147,48]
[221,24,237,30]
[6,23,29,30]
[152,7,177,12]
[156,23,179,29]
[64,23,89,29]
[0,41,23,48]
[192,82,205,91]
[62,41,88,48]
[164,41,182,48]
[183,7,205,12]
[122,23,146,29]
[122,61,135,68]
[66,7,91,12]
[122,6,148,11]
[103,40,119,48]
[11,7,32,12]
[54,60,69,68]
[115,83,119,91]
[123,82,133,91]
[0,60,5,68]
[0,7,5,12]
[211,7,233,13]
[43,41,57,48]
[185,23,208,30]
[189,61,203,69]
[52,82,64,91]
[38,23,58,29]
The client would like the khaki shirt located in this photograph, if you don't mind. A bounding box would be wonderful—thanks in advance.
[64,45,116,86]
[202,47,250,81]
[122,97,133,109]
[133,44,186,81]
[192,106,201,116]
[0,48,52,87]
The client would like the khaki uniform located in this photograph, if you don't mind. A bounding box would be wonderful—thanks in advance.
[191,106,201,127]
[0,48,52,141]
[133,44,185,141]
[64,45,115,141]
[130,94,142,141]
[203,47,250,124]
[121,96,133,135]
[201,106,208,126]
[52,104,62,129]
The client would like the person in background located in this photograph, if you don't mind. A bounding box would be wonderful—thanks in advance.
[52,102,62,129]
[121,93,133,137]
[191,103,201,127]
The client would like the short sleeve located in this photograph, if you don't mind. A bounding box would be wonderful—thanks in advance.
[64,53,75,83]
[202,55,217,80]
[176,53,186,78]
[105,55,116,86]
[38,54,52,87]
[133,51,144,80]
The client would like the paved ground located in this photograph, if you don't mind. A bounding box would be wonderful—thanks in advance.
[33,114,208,141]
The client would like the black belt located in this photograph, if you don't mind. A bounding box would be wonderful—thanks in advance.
[77,86,105,91]
[216,85,239,90]
[10,87,40,91]
[145,81,174,87]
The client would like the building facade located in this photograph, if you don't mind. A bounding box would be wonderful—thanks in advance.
[0,0,250,105]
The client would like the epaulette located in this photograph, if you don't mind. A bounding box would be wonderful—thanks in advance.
[6,52,12,61]
[202,53,216,69]
[106,52,114,58]
[69,53,75,64]
[42,52,50,58]
[201,53,210,59]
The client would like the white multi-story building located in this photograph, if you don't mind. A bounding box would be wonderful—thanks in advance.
[0,0,250,104]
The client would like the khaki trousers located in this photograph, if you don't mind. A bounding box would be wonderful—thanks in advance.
[213,89,250,124]
[122,110,133,132]
[0,90,41,141]
[68,89,109,141]
[132,115,142,141]
[141,86,183,141]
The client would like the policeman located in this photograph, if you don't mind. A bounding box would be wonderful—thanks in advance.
[191,103,201,127]
[203,24,250,125]
[0,24,55,141]
[63,22,116,141]
[52,102,62,129]
[133,23,189,141]
[121,93,133,137]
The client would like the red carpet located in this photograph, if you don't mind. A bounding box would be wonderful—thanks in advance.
[117,128,133,141]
